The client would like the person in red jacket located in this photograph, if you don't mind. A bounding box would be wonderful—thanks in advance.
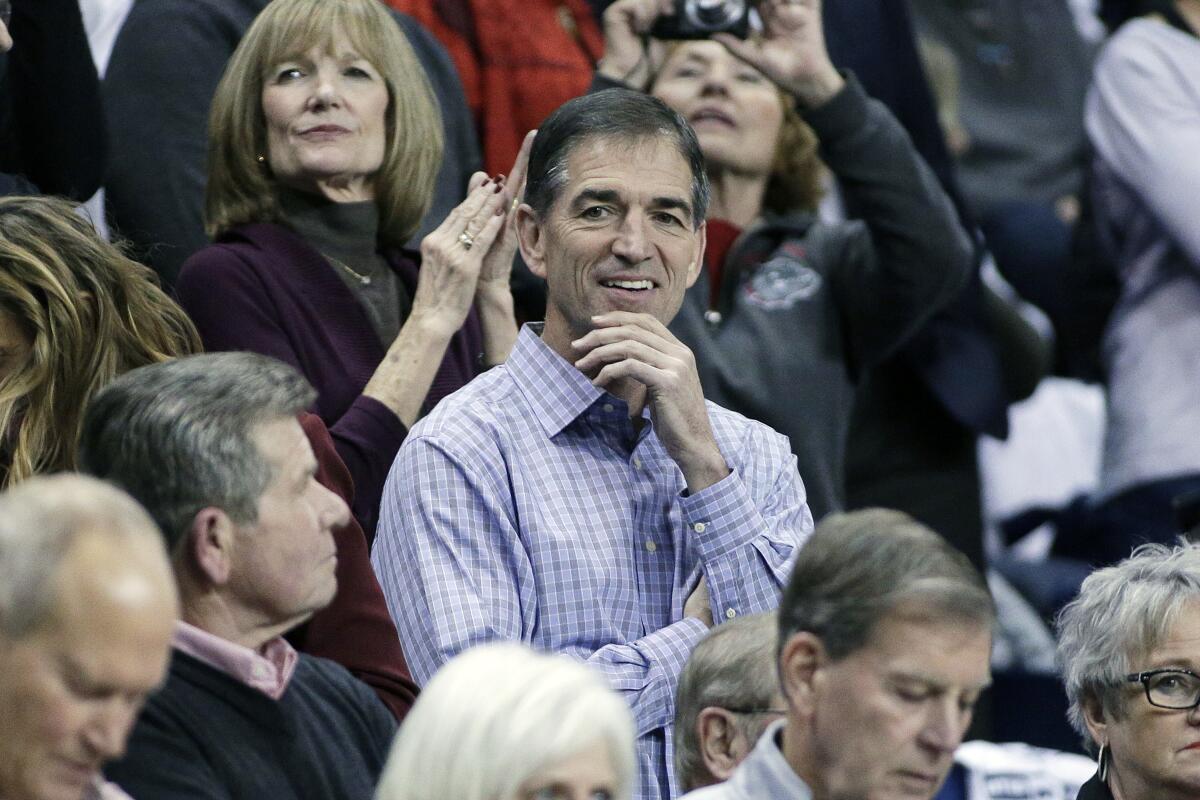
[388,0,604,174]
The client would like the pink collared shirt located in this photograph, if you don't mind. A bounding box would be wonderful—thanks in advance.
[172,621,299,700]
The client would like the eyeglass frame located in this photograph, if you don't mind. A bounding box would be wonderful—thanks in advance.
[1124,668,1200,710]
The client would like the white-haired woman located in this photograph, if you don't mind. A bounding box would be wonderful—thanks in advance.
[375,643,636,800]
[1057,541,1200,800]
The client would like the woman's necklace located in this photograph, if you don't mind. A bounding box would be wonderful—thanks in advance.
[324,252,374,287]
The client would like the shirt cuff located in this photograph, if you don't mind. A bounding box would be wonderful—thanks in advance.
[678,467,767,564]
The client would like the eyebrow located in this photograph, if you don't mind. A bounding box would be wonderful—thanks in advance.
[570,188,693,222]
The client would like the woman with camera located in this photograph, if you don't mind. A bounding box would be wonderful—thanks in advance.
[595,0,974,521]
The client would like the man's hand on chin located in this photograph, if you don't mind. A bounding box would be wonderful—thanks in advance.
[571,311,730,493]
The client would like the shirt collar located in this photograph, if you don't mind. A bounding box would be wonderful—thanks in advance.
[730,719,814,799]
[506,323,612,437]
[172,621,299,700]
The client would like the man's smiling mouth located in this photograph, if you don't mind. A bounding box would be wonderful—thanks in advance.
[601,279,653,291]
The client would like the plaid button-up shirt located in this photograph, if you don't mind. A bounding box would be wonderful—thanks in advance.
[372,324,813,800]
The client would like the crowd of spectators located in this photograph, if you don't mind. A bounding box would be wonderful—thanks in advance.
[2,0,1199,799]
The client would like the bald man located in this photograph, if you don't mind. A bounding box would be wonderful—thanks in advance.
[0,474,178,800]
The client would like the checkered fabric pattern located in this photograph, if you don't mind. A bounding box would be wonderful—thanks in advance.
[372,324,814,800]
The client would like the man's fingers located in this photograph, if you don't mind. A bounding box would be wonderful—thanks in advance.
[592,357,663,390]
[575,339,679,374]
[579,312,681,347]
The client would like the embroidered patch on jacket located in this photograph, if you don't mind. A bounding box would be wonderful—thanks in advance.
[743,256,822,310]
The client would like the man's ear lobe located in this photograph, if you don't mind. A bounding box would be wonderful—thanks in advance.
[186,508,236,586]
[697,707,744,783]
[515,204,547,279]
[779,631,824,717]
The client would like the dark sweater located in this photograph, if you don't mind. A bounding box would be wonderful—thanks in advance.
[104,650,396,800]
[177,222,484,539]
[668,74,972,521]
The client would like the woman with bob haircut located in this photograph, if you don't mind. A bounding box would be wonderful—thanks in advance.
[375,643,636,800]
[0,195,201,487]
[178,0,528,534]
[1056,541,1200,799]
[589,0,975,521]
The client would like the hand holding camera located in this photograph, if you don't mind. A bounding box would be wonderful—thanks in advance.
[599,0,844,109]
[713,0,844,109]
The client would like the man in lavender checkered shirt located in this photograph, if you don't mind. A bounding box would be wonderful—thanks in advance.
[372,88,814,800]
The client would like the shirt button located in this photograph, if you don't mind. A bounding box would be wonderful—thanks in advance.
[645,540,657,553]
[603,403,615,413]
[725,608,737,620]
[692,522,707,533]
[633,457,643,470]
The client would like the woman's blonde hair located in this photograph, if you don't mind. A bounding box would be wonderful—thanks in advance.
[652,43,824,216]
[205,0,444,247]
[0,196,202,487]
[376,643,637,800]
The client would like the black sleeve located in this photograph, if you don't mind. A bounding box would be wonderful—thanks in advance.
[0,0,106,199]
[813,74,974,373]
[103,0,245,286]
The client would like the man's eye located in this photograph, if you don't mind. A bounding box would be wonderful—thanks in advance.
[653,212,683,226]
[581,206,610,220]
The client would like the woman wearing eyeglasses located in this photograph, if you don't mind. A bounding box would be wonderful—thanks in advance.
[1056,542,1200,800]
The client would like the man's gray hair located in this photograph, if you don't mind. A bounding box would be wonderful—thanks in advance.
[780,509,995,663]
[674,612,778,792]
[1056,541,1200,753]
[0,473,164,638]
[78,352,315,552]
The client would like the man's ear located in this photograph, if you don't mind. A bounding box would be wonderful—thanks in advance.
[685,220,707,289]
[184,507,237,587]
[697,706,750,783]
[779,631,825,719]
[516,204,548,280]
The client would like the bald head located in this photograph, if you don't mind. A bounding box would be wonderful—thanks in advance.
[0,474,178,800]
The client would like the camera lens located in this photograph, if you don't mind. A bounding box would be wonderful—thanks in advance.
[683,0,746,31]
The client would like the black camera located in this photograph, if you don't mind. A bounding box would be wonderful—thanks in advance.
[651,0,752,40]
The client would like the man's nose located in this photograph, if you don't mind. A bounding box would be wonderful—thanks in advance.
[320,482,351,530]
[84,700,139,762]
[917,700,966,758]
[611,214,652,264]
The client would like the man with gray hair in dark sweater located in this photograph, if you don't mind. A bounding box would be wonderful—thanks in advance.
[79,352,397,800]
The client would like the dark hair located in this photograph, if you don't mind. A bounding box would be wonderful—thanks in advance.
[78,352,315,551]
[779,509,995,662]
[524,88,710,227]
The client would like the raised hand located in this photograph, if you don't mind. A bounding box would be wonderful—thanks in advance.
[713,0,844,108]
[477,130,536,296]
[572,311,730,493]
[411,176,507,339]
[597,0,674,90]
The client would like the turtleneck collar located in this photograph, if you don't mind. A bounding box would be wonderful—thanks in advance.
[276,186,381,263]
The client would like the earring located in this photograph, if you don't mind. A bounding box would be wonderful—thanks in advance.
[1098,743,1109,783]
[255,153,267,164]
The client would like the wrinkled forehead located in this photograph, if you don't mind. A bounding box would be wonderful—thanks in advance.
[559,135,696,204]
